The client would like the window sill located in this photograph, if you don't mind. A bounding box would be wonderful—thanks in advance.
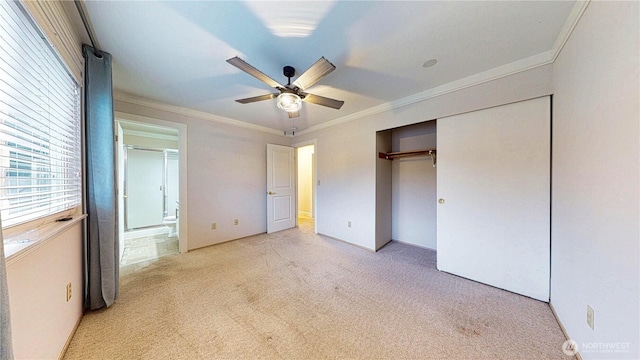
[4,214,87,266]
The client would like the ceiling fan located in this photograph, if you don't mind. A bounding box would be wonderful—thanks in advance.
[227,56,344,118]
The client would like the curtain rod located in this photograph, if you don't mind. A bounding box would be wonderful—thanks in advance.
[74,0,101,56]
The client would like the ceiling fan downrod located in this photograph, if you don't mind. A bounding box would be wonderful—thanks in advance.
[283,66,295,86]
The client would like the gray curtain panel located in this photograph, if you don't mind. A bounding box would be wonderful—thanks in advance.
[1,216,14,359]
[83,45,119,310]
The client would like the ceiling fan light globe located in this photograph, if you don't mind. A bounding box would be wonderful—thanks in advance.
[277,93,302,112]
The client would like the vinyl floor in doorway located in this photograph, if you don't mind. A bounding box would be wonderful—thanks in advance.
[121,233,179,266]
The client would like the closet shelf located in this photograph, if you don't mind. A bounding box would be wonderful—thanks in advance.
[378,148,436,160]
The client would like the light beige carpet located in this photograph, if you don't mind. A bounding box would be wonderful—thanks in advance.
[64,219,572,359]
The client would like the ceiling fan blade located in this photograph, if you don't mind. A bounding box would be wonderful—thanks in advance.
[292,57,336,91]
[227,56,284,89]
[235,93,278,104]
[288,111,300,119]
[301,92,344,110]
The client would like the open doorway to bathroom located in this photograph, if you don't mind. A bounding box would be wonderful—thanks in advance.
[296,144,315,233]
[117,121,180,266]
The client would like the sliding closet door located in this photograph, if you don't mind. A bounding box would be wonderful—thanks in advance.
[437,96,550,301]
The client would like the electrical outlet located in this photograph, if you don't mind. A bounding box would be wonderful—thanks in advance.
[66,283,72,302]
[348,221,351,228]
[234,219,239,225]
[587,305,595,330]
[211,222,217,230]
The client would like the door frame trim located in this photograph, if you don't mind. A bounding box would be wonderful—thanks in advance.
[115,112,189,253]
[292,139,318,234]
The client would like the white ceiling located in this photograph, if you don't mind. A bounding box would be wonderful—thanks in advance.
[77,1,577,133]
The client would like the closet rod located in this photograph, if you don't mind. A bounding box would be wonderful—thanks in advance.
[378,148,436,160]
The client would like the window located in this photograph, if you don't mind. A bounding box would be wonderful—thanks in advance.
[0,1,81,229]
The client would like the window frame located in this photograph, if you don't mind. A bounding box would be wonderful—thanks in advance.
[0,0,83,236]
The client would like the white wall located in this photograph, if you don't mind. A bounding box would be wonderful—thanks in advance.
[391,121,437,249]
[311,120,377,249]
[297,145,314,218]
[294,64,553,251]
[551,2,639,359]
[6,223,84,359]
[115,99,289,250]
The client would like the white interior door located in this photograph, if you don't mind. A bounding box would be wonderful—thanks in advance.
[267,144,296,233]
[437,97,550,301]
[126,148,164,229]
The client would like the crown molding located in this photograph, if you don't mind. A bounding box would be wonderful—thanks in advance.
[295,51,554,136]
[114,1,590,139]
[113,91,285,136]
[550,1,591,62]
[295,2,590,137]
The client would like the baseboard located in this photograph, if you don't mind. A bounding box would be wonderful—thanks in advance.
[549,301,583,360]
[58,311,84,360]
[375,239,393,252]
[392,239,436,251]
[317,233,376,252]
[188,231,267,252]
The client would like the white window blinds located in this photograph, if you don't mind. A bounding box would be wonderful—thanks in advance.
[0,0,81,228]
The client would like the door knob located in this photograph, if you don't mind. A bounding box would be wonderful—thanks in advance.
[438,198,445,204]
[268,191,276,195]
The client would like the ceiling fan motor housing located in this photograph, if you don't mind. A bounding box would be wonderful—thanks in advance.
[283,66,295,79]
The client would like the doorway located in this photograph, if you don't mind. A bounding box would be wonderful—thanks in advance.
[296,144,316,233]
[116,120,182,266]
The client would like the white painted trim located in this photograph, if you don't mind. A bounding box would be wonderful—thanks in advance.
[114,111,189,253]
[122,128,178,142]
[21,0,84,84]
[295,51,554,137]
[549,1,591,62]
[392,239,437,252]
[114,3,589,139]
[59,312,83,360]
[294,3,588,137]
[5,215,86,265]
[114,91,284,136]
[291,139,317,148]
[550,302,583,360]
